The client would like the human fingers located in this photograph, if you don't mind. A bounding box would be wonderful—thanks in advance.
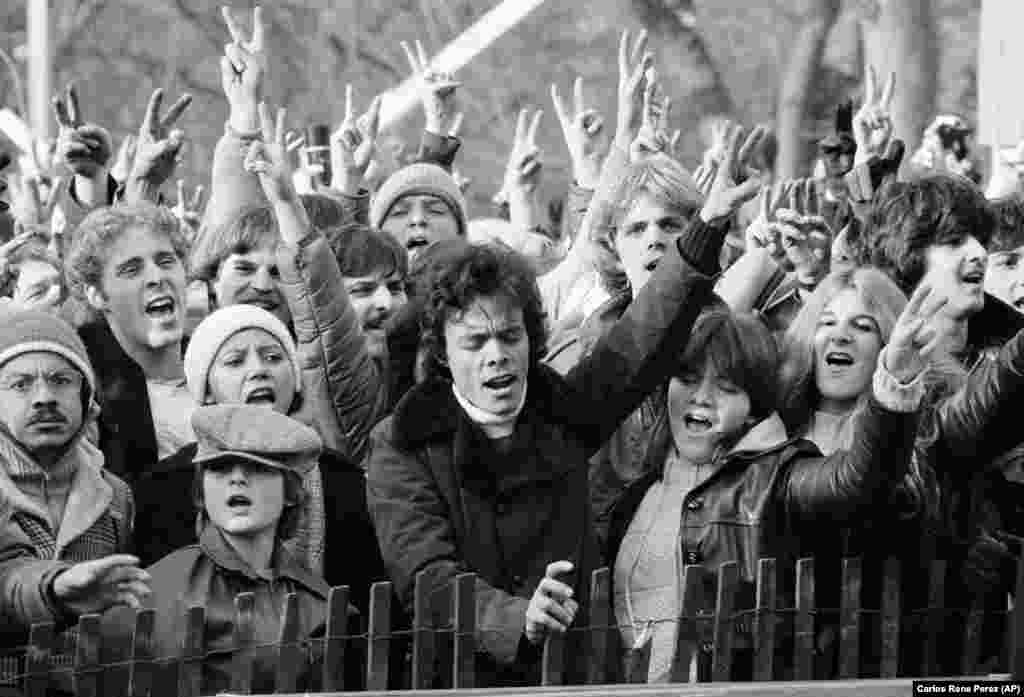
[160,94,193,132]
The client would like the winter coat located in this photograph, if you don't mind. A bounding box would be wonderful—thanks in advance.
[276,228,388,463]
[102,525,340,695]
[366,233,718,686]
[605,392,919,680]
[132,442,387,616]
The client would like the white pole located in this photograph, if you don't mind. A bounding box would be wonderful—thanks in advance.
[27,0,52,143]
[379,0,549,131]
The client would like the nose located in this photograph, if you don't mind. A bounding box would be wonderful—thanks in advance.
[963,235,987,264]
[30,379,58,405]
[409,201,427,227]
[690,373,714,406]
[372,286,394,313]
[244,353,272,379]
[481,338,510,367]
[143,259,166,287]
[642,224,666,251]
[228,464,249,484]
[251,265,275,292]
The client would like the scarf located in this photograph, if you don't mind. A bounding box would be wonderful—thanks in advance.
[451,379,528,439]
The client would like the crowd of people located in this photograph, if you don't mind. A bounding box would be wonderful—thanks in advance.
[0,5,1024,693]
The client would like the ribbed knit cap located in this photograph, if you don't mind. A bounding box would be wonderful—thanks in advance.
[370,162,468,236]
[0,308,95,397]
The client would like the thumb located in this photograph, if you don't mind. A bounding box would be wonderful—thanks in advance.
[883,139,906,167]
[545,560,574,579]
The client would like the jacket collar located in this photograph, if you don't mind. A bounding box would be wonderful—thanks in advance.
[0,425,112,557]
[197,524,328,598]
[967,293,1024,355]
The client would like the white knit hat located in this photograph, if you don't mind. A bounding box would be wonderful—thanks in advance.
[183,305,301,405]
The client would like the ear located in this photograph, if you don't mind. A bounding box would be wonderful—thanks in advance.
[83,284,108,312]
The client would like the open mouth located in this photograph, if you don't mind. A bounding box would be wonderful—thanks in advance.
[144,296,176,319]
[683,413,712,432]
[643,257,662,273]
[246,297,280,312]
[227,494,252,508]
[483,375,516,390]
[825,351,855,367]
[961,269,985,285]
[244,387,277,405]
[406,237,429,252]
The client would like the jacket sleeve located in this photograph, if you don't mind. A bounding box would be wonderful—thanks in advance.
[936,328,1024,469]
[365,419,530,666]
[0,545,72,633]
[563,182,594,251]
[416,131,461,171]
[277,229,386,464]
[200,123,266,234]
[561,221,719,455]
[784,353,923,521]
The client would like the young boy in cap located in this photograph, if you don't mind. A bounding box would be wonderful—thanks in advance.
[105,404,343,694]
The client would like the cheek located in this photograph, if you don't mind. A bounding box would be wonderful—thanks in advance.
[271,362,296,394]
[206,366,240,403]
[858,335,882,368]
[720,394,752,431]
[349,297,372,321]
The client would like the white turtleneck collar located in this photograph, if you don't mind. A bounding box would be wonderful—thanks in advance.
[452,380,528,439]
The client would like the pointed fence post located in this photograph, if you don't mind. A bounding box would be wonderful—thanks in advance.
[712,561,739,682]
[178,606,205,697]
[880,558,901,678]
[411,573,436,689]
[671,564,709,683]
[231,593,255,694]
[23,622,54,697]
[274,593,302,693]
[585,567,612,685]
[922,560,946,677]
[128,609,155,697]
[1010,555,1024,679]
[838,557,862,678]
[794,558,815,680]
[452,573,476,689]
[73,614,102,697]
[322,586,350,691]
[753,558,777,682]
[366,581,393,690]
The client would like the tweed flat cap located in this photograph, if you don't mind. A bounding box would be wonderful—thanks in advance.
[191,404,321,476]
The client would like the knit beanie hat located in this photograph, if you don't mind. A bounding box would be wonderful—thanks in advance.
[0,308,95,398]
[370,162,468,236]
[184,304,301,405]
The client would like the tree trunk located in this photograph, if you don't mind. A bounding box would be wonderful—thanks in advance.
[774,0,842,181]
[860,0,938,171]
[629,0,735,163]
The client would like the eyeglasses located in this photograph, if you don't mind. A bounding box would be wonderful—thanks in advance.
[0,371,84,396]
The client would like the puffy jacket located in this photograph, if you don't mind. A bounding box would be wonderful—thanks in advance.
[367,229,720,686]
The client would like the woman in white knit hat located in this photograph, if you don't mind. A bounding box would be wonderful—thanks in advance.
[132,303,387,616]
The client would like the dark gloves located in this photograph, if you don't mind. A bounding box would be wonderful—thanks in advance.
[962,528,1023,599]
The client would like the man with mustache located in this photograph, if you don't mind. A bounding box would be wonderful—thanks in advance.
[0,309,146,651]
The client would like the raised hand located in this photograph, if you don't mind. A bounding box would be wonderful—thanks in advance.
[525,561,579,645]
[126,89,192,203]
[8,174,67,229]
[453,168,472,196]
[109,134,137,184]
[630,73,672,162]
[615,29,653,152]
[744,180,793,258]
[853,66,895,164]
[551,77,606,189]
[504,109,544,198]
[402,39,461,136]
[885,282,948,384]
[173,179,206,236]
[52,555,151,615]
[244,102,295,206]
[700,122,767,225]
[52,84,112,180]
[331,85,382,196]
[221,5,267,132]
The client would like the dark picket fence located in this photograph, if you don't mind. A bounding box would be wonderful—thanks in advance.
[2,555,1023,696]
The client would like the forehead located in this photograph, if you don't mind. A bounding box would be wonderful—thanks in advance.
[823,288,872,316]
[225,245,277,263]
[216,327,285,352]
[447,295,524,332]
[343,270,402,285]
[0,351,76,374]
[105,225,176,263]
[623,192,682,222]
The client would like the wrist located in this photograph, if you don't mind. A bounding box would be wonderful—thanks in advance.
[123,176,161,205]
[229,105,261,134]
[333,169,365,197]
[573,164,600,191]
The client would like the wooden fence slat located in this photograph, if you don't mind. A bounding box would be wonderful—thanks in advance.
[922,560,947,677]
[452,573,476,689]
[753,558,776,682]
[712,561,739,682]
[128,609,155,697]
[411,573,435,689]
[961,601,984,676]
[880,558,901,678]
[433,583,454,690]
[1011,555,1024,679]
[586,567,612,685]
[177,606,204,697]
[23,622,54,697]
[322,586,350,692]
[103,611,133,697]
[231,592,255,695]
[274,593,302,693]
[540,630,565,686]
[838,557,862,679]
[625,632,652,684]
[671,564,708,683]
[366,581,393,691]
[73,614,102,697]
[794,558,815,681]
